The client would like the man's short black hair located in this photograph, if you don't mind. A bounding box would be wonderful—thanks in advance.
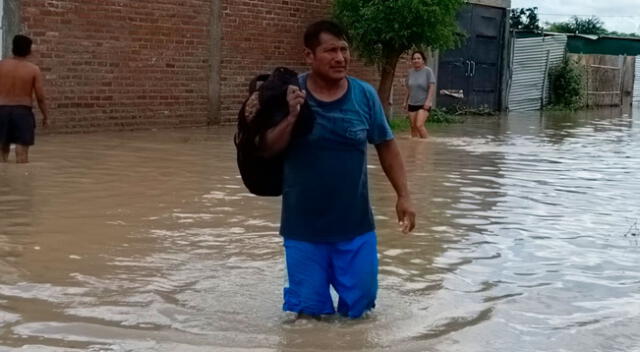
[12,35,33,57]
[303,20,349,52]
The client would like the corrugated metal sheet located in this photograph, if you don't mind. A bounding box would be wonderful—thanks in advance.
[633,55,640,103]
[508,35,567,111]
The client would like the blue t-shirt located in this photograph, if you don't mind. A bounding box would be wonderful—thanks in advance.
[279,74,394,243]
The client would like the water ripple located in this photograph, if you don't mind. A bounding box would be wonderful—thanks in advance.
[2,112,640,350]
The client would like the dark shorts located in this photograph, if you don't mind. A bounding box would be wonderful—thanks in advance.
[407,104,424,112]
[0,105,36,146]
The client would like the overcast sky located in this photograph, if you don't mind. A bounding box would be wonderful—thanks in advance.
[511,0,640,34]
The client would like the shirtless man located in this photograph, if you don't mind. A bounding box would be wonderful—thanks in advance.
[0,35,49,163]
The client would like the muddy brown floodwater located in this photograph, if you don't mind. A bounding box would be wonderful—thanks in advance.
[1,108,640,351]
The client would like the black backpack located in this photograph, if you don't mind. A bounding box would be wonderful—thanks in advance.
[234,67,314,196]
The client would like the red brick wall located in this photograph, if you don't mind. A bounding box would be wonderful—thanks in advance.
[218,0,381,124]
[21,0,212,132]
[18,0,411,132]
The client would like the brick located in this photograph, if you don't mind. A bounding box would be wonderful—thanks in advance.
[21,0,211,132]
[18,0,405,132]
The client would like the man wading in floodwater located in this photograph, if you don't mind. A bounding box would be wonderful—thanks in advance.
[0,35,50,163]
[260,20,416,319]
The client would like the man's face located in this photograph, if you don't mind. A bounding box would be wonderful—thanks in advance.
[304,32,350,82]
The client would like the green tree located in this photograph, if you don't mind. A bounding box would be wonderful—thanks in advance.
[510,7,542,31]
[332,0,465,117]
[546,16,607,35]
[604,31,640,38]
[549,58,585,110]
[546,21,574,34]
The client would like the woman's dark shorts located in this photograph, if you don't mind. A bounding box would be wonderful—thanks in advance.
[407,104,424,112]
[0,105,36,146]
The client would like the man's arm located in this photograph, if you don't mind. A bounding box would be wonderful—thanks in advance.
[260,85,305,157]
[34,68,50,127]
[375,139,416,233]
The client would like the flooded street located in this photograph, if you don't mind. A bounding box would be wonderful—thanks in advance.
[1,108,640,351]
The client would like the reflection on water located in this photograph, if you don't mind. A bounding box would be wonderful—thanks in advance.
[1,107,640,351]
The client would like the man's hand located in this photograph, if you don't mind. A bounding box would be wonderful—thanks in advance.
[287,85,306,119]
[261,86,306,157]
[396,196,416,234]
[42,117,50,128]
[423,101,432,111]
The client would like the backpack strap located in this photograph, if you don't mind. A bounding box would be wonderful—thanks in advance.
[248,73,270,94]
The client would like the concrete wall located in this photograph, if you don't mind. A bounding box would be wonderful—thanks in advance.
[209,0,222,125]
[2,0,20,59]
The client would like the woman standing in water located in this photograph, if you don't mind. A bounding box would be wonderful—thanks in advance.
[404,50,436,139]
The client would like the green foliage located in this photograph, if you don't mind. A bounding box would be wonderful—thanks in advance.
[332,0,465,67]
[548,58,585,110]
[546,15,640,37]
[389,108,464,131]
[546,16,607,35]
[429,108,466,123]
[604,31,640,38]
[388,117,411,131]
[510,7,541,31]
[546,22,574,34]
[440,105,497,116]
